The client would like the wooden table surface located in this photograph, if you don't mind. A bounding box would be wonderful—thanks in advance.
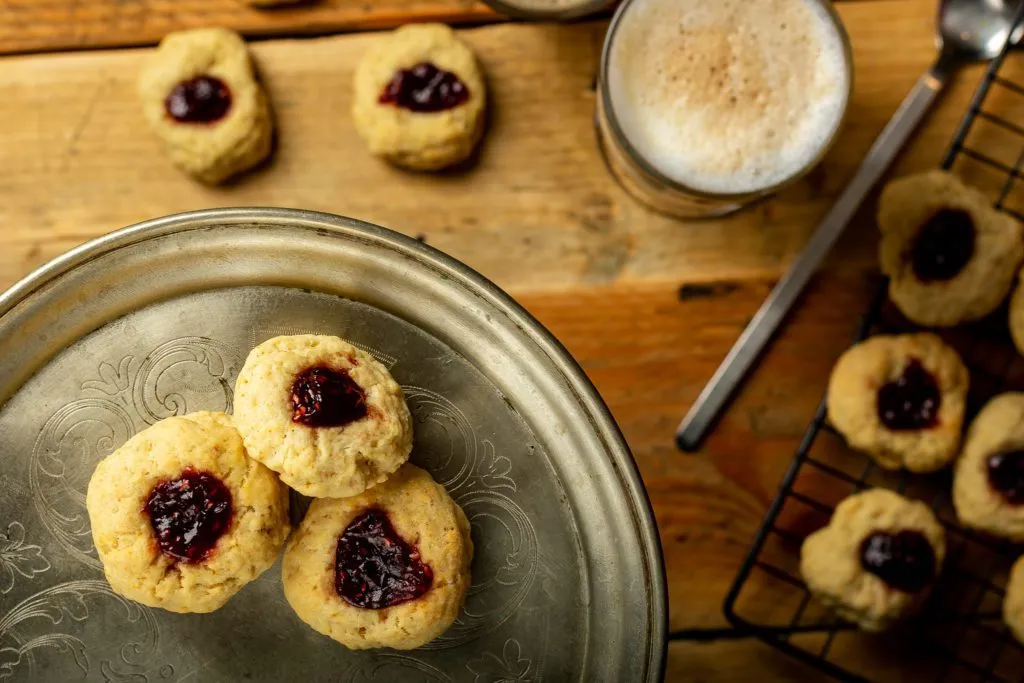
[0,0,1006,679]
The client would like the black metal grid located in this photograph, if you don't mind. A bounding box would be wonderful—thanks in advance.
[721,19,1024,683]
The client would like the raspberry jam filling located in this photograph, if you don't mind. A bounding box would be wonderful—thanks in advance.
[335,508,433,609]
[144,468,232,563]
[987,450,1024,505]
[876,359,940,431]
[165,75,233,123]
[290,366,367,428]
[859,530,936,593]
[378,62,470,113]
[910,208,975,282]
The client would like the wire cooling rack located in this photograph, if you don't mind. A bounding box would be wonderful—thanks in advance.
[719,20,1024,683]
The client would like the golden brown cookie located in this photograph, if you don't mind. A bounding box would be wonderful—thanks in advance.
[800,489,945,631]
[353,24,487,170]
[282,464,473,650]
[1004,556,1024,645]
[232,335,413,499]
[827,333,968,472]
[879,170,1023,327]
[138,28,274,184]
[1008,273,1024,356]
[953,393,1024,541]
[86,412,290,613]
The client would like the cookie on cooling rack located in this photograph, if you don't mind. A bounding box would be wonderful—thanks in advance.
[1004,556,1024,645]
[1008,274,1024,357]
[232,334,413,498]
[800,489,946,631]
[138,28,274,184]
[827,333,968,472]
[352,23,487,170]
[282,464,473,650]
[953,393,1024,541]
[86,412,290,613]
[879,170,1023,327]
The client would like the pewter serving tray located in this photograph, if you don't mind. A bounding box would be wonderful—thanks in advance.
[0,209,666,683]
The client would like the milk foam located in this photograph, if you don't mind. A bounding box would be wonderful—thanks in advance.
[607,0,849,194]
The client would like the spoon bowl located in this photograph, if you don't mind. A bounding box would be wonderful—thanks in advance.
[939,0,1020,60]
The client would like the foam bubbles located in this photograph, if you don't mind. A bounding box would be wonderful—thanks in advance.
[607,0,849,195]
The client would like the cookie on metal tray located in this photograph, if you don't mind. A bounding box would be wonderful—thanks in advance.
[233,334,413,499]
[282,464,473,650]
[86,412,290,613]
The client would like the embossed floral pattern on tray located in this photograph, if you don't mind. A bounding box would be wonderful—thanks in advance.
[1,313,574,681]
[0,522,49,595]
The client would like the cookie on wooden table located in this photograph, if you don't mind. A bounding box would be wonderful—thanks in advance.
[879,170,1023,327]
[138,28,274,184]
[282,464,473,650]
[86,412,290,613]
[827,333,968,472]
[232,334,413,499]
[801,489,946,631]
[353,23,487,171]
[953,393,1024,541]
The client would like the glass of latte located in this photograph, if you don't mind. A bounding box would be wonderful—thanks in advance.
[597,0,854,218]
[483,0,614,20]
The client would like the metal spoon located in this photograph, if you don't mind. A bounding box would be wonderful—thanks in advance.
[676,0,1022,451]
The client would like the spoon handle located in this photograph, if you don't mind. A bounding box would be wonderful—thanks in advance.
[675,57,953,452]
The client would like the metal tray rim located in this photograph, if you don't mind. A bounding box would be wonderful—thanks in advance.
[0,206,668,681]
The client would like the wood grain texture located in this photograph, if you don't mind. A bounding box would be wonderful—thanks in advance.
[0,0,886,56]
[0,0,496,56]
[0,0,1016,678]
[0,0,986,294]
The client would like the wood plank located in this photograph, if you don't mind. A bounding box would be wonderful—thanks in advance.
[0,0,890,57]
[0,0,985,296]
[667,640,832,682]
[0,0,496,56]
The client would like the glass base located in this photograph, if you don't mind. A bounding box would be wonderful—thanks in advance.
[594,99,767,220]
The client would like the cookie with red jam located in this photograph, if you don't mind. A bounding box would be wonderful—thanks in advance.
[233,335,413,499]
[353,23,486,170]
[879,170,1023,327]
[801,489,946,631]
[138,28,274,183]
[953,393,1024,541]
[86,412,290,613]
[282,464,473,649]
[827,333,968,472]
